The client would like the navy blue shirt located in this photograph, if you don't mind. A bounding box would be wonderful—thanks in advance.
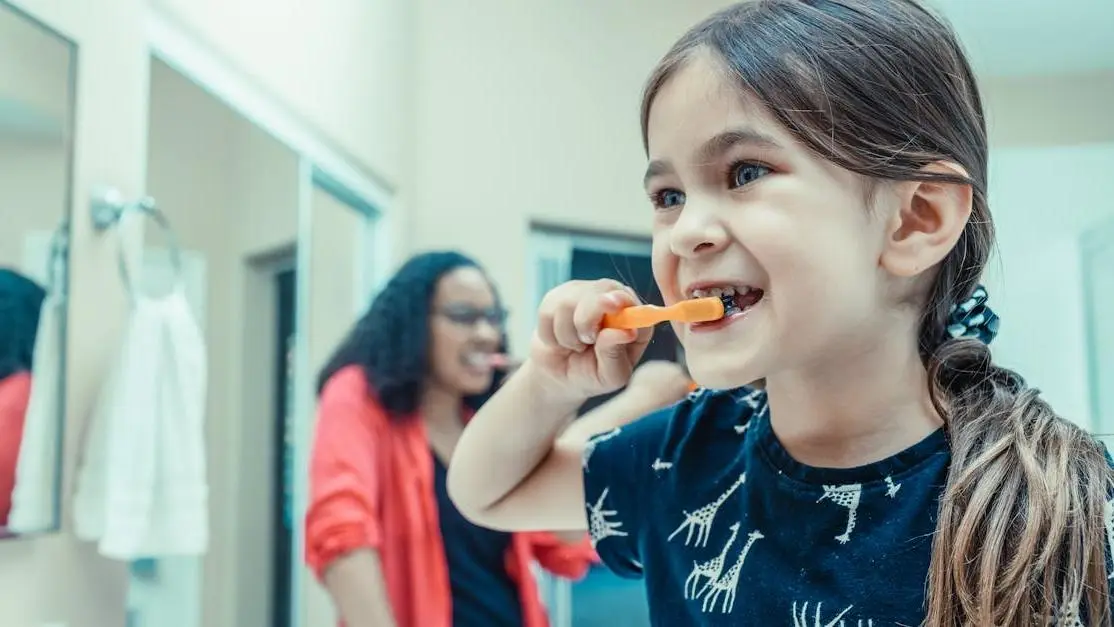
[432,453,524,627]
[582,386,1111,625]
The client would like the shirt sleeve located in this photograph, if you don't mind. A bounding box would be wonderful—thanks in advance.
[581,405,673,580]
[303,368,385,580]
[523,531,598,580]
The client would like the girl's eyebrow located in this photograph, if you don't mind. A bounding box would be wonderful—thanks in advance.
[644,127,784,189]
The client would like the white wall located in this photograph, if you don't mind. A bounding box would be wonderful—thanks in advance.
[149,0,414,190]
[985,143,1114,429]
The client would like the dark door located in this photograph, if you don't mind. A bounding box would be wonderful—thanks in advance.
[271,268,297,627]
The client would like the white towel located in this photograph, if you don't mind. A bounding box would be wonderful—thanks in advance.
[73,286,208,559]
[6,290,63,533]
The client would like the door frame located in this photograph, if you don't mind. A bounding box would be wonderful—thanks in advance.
[1082,216,1114,433]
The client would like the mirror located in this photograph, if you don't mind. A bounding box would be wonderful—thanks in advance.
[0,0,76,537]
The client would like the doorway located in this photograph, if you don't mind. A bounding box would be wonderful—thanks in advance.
[528,226,673,627]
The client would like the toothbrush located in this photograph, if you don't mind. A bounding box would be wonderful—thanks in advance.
[602,295,727,330]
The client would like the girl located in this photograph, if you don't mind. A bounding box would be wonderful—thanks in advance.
[447,1,1114,625]
[304,251,596,627]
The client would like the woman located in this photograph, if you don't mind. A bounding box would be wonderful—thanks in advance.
[304,251,596,627]
[0,268,46,529]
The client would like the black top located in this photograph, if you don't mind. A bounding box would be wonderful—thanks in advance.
[432,452,524,627]
[581,386,1113,626]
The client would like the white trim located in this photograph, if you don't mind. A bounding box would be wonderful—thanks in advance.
[289,157,315,627]
[567,231,652,258]
[143,9,395,214]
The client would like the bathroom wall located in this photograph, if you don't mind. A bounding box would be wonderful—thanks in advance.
[985,142,1114,429]
[145,57,300,627]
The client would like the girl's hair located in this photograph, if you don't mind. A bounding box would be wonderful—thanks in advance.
[642,1,1111,624]
[0,268,47,381]
[316,250,507,418]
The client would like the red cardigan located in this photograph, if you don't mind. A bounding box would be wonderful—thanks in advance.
[304,366,596,627]
[0,371,32,527]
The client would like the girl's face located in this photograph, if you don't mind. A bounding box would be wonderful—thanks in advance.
[427,267,504,397]
[645,53,896,389]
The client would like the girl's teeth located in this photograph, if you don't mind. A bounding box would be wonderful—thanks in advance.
[692,286,747,298]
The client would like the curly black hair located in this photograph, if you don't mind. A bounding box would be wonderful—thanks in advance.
[0,268,47,382]
[316,250,508,419]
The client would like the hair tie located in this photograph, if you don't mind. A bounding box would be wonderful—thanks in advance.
[946,284,1000,345]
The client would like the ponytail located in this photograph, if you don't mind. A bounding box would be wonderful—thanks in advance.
[923,287,1113,625]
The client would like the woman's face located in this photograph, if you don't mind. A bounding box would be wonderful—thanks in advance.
[427,267,504,396]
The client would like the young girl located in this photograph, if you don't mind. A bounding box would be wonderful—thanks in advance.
[448,1,1114,625]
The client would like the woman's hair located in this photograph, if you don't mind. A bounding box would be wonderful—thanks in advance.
[316,250,507,418]
[642,1,1111,624]
[0,268,47,381]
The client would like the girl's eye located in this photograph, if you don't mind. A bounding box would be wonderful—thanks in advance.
[730,162,771,188]
[651,189,686,210]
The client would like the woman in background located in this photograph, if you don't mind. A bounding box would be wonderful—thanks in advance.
[0,268,46,528]
[304,250,596,627]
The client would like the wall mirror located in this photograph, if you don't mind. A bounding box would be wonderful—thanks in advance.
[0,0,76,538]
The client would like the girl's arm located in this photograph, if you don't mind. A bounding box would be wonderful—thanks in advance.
[449,361,588,531]
[449,360,691,532]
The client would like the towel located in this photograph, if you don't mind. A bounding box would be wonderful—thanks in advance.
[6,291,63,533]
[73,286,208,559]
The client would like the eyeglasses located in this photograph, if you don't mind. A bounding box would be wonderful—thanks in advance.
[437,304,508,328]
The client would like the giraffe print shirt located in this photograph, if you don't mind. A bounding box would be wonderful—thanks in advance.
[581,386,1111,626]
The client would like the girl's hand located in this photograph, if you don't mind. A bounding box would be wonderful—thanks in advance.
[528,279,653,403]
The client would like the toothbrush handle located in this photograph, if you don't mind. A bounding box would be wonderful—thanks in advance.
[601,304,669,330]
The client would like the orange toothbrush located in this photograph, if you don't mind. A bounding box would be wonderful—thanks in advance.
[602,297,725,330]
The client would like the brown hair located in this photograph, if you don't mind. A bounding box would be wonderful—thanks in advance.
[641,1,1112,624]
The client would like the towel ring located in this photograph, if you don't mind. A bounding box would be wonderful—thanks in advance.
[90,185,184,297]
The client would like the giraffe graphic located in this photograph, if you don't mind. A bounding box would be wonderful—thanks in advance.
[733,422,750,435]
[1105,498,1114,579]
[684,522,740,599]
[791,601,873,627]
[586,487,627,548]
[817,484,862,544]
[731,387,764,410]
[652,458,673,472]
[687,386,708,403]
[668,473,747,547]
[884,476,901,498]
[699,529,763,614]
[582,427,622,470]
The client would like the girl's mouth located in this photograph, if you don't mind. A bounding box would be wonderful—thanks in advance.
[688,286,765,330]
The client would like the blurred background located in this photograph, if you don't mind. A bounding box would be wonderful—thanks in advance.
[0,0,1110,626]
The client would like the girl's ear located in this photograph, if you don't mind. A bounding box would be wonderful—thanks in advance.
[880,162,973,277]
